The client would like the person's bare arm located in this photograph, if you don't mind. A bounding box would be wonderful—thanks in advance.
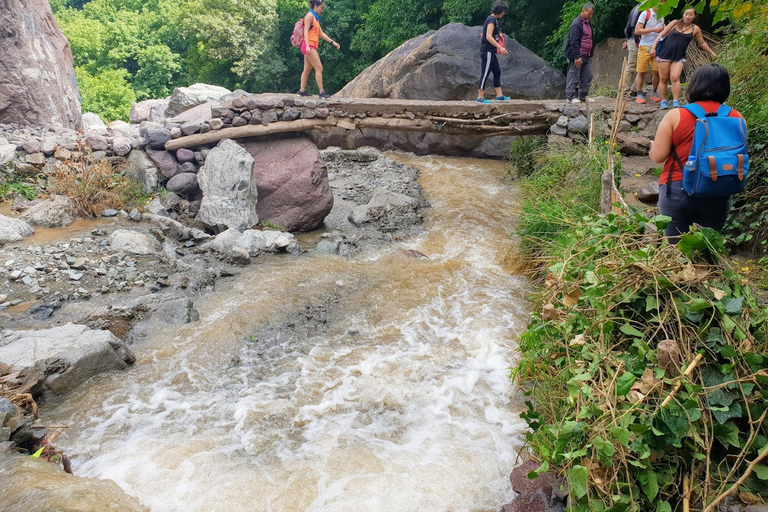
[486,23,508,55]
[303,12,313,46]
[650,110,681,163]
[694,26,716,57]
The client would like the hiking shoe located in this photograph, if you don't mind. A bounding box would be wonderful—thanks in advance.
[635,93,647,104]
[318,91,331,99]
[629,90,638,98]
[672,100,680,108]
[571,98,581,104]
[495,95,510,101]
[660,100,668,110]
[476,98,491,104]
[650,92,661,102]
[297,90,311,97]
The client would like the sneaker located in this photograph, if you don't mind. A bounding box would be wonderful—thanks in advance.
[571,98,581,104]
[650,92,661,102]
[635,93,647,104]
[297,90,311,97]
[476,98,491,104]
[672,100,680,108]
[660,100,668,110]
[629,90,638,98]
[318,91,331,99]
[495,95,510,101]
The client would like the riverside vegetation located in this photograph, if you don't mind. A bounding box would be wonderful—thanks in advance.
[507,6,768,504]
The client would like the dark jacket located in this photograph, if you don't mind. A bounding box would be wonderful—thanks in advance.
[566,15,593,62]
[624,5,641,41]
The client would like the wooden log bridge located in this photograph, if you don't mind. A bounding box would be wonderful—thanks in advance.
[164,94,661,155]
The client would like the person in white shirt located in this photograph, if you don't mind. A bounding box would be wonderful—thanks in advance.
[633,5,665,104]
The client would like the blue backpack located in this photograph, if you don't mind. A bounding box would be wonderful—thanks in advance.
[670,103,749,198]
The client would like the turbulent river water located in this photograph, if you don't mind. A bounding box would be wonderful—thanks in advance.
[37,154,532,512]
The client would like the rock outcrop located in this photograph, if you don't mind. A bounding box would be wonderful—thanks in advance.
[0,0,82,129]
[0,323,136,400]
[244,136,334,232]
[336,23,565,100]
[196,139,260,233]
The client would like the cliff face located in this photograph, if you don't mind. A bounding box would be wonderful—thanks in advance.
[0,0,82,130]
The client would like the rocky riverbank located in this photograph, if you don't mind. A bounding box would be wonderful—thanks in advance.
[0,147,429,457]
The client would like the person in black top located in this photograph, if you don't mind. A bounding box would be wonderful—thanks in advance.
[651,7,716,110]
[476,1,509,104]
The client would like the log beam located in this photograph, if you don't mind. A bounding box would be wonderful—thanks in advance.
[165,119,335,151]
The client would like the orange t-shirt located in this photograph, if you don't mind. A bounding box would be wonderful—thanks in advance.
[659,101,743,185]
[306,14,321,48]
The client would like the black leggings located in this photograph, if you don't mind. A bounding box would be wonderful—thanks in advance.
[478,50,501,90]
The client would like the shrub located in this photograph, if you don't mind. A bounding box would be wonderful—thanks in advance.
[515,213,768,511]
[0,176,37,201]
[508,136,548,179]
[46,151,135,217]
[516,139,607,262]
[719,10,768,254]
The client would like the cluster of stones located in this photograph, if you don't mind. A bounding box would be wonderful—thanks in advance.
[0,229,174,311]
[544,102,651,140]
[210,95,331,128]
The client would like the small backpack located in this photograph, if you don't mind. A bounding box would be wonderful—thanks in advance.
[290,18,305,47]
[670,104,749,198]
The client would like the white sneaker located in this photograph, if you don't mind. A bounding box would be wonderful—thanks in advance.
[571,98,581,104]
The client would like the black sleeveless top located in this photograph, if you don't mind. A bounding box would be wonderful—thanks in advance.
[480,15,500,53]
[658,25,695,61]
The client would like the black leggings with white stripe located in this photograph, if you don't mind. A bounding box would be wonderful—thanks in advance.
[478,50,501,90]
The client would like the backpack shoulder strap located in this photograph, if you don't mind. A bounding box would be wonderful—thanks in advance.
[682,103,706,119]
[716,104,732,117]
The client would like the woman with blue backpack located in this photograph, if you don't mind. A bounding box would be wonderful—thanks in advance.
[297,0,341,99]
[649,63,749,241]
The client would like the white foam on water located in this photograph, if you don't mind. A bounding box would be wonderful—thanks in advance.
[42,155,531,512]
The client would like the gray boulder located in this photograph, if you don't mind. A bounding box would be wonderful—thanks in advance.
[130,98,165,124]
[165,83,231,118]
[336,23,565,100]
[108,229,161,255]
[19,195,75,228]
[201,228,298,256]
[0,323,136,398]
[166,172,199,197]
[81,112,107,134]
[0,0,82,129]
[243,136,333,232]
[196,139,259,233]
[122,150,159,193]
[0,214,34,245]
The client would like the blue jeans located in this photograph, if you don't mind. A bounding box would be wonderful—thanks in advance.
[658,181,732,240]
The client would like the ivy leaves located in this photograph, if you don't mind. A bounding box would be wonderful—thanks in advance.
[515,213,768,510]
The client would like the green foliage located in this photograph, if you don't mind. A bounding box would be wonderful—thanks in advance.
[507,136,547,179]
[717,8,768,255]
[0,177,38,201]
[515,211,768,510]
[75,66,136,122]
[516,139,606,260]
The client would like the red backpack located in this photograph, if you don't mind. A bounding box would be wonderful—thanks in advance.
[290,18,305,47]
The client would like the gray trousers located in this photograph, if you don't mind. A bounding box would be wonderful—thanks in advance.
[658,181,732,241]
[565,55,593,101]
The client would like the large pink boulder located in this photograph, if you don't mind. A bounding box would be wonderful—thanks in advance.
[243,136,333,232]
[0,0,82,129]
